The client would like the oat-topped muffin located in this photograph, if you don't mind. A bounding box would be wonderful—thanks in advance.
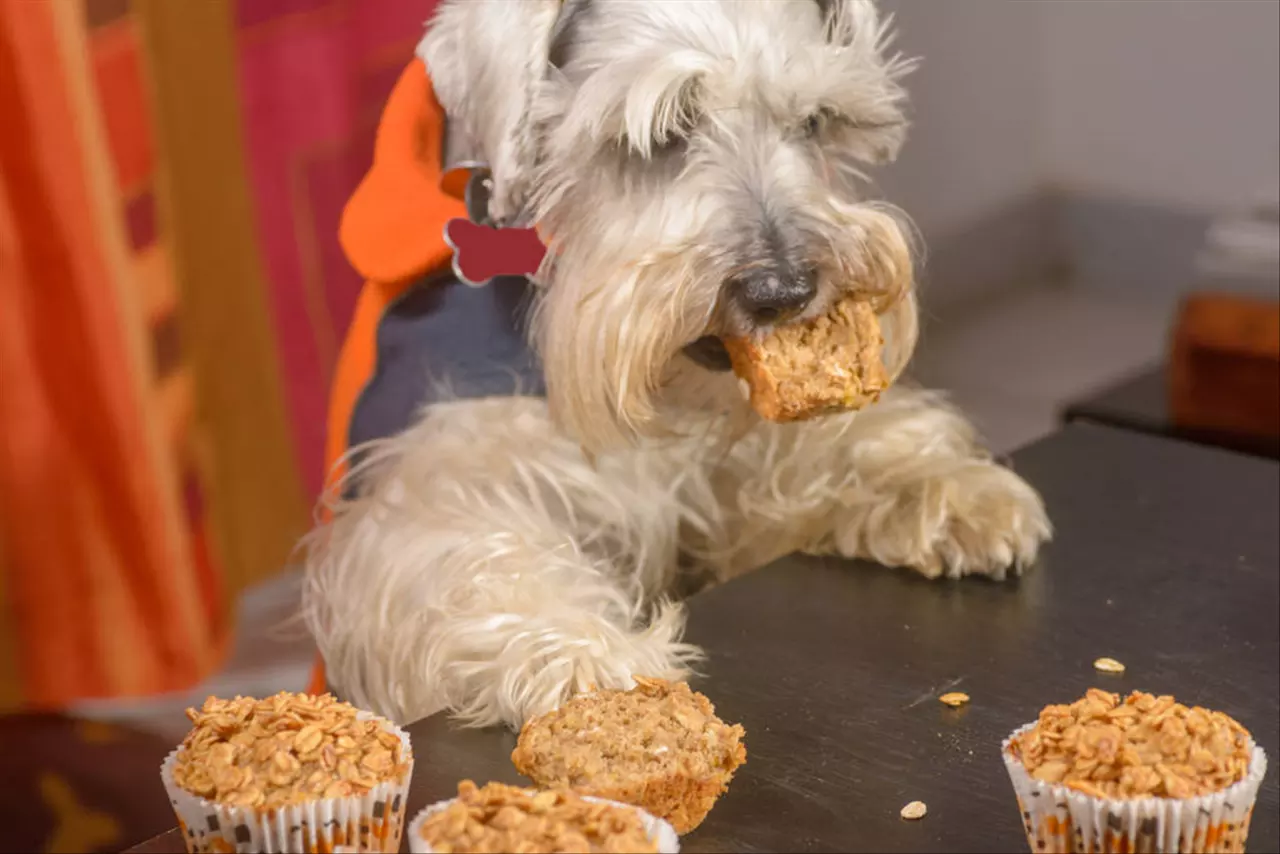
[173,692,409,806]
[411,781,671,854]
[1002,688,1267,854]
[162,691,413,853]
[511,678,746,834]
[1010,689,1252,799]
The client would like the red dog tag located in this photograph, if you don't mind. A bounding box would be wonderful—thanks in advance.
[442,166,548,287]
[444,218,547,287]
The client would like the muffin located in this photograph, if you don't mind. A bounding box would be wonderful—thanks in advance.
[510,678,746,834]
[408,780,679,853]
[723,295,887,423]
[1002,689,1268,853]
[160,691,413,853]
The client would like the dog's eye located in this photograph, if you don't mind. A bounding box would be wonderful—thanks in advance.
[802,107,838,139]
[628,132,686,160]
[653,132,686,153]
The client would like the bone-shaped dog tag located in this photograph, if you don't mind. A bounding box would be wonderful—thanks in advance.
[442,168,547,288]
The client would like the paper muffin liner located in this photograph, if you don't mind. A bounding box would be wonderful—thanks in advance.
[406,792,680,853]
[1001,722,1267,853]
[160,716,412,853]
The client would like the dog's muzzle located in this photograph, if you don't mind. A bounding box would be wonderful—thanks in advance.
[730,268,817,325]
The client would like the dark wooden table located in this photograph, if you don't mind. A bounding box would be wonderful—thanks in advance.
[127,423,1280,853]
[1062,365,1280,459]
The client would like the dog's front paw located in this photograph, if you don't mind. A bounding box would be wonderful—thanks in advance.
[835,458,1052,580]
[928,460,1052,580]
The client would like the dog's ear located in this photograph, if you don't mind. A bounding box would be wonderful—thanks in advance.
[816,0,890,47]
[814,0,915,164]
[419,0,563,226]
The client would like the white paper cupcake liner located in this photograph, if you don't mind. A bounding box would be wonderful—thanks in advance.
[406,792,680,853]
[160,717,413,853]
[1002,722,1267,853]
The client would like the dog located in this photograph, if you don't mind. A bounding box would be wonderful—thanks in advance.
[301,0,1052,731]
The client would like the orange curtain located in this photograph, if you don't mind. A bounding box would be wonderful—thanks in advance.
[0,0,216,708]
[0,0,307,711]
[0,0,425,711]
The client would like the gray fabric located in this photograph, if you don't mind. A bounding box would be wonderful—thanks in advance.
[347,272,544,453]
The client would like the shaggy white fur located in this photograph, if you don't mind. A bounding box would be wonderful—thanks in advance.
[304,389,1048,728]
[302,0,1052,730]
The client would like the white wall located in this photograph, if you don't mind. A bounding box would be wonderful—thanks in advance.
[1040,0,1280,215]
[875,0,1044,236]
[875,0,1279,237]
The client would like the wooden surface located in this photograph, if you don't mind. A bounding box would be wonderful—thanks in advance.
[126,424,1280,853]
[1063,366,1280,460]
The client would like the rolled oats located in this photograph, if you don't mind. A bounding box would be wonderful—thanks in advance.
[171,692,411,809]
[899,800,927,820]
[939,692,970,708]
[1010,689,1252,799]
[418,781,658,854]
[1092,657,1126,674]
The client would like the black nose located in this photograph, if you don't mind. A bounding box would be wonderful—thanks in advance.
[731,269,817,323]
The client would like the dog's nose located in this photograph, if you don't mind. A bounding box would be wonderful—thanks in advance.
[731,269,817,324]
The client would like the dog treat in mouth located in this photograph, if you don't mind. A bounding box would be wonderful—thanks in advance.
[414,781,661,853]
[723,295,888,422]
[510,677,746,834]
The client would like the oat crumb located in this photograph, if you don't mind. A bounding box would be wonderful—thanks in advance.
[1093,657,1126,674]
[939,692,970,708]
[900,800,927,820]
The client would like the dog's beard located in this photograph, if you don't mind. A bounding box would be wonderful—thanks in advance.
[531,224,721,452]
[530,199,918,454]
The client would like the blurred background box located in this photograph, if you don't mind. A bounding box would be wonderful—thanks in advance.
[1169,289,1279,459]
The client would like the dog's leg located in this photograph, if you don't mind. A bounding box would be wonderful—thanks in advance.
[715,385,1051,580]
[302,397,700,729]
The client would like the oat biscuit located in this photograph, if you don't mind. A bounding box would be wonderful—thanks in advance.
[724,296,887,422]
[414,781,661,853]
[511,678,746,834]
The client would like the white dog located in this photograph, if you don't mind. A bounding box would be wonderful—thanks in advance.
[302,0,1051,731]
